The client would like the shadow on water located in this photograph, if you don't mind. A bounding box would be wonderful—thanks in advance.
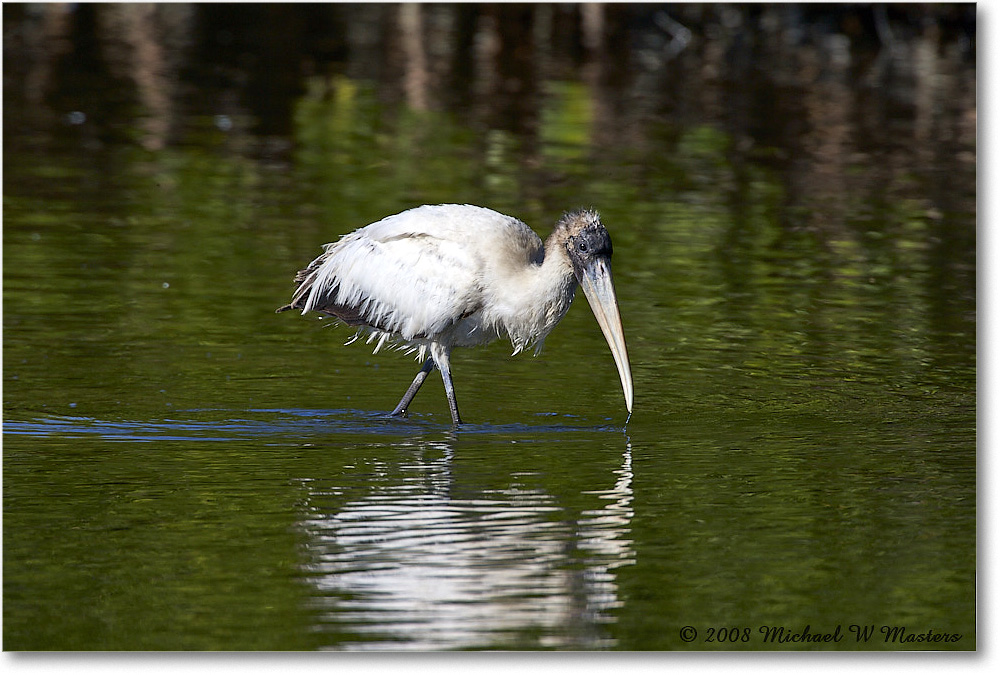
[2,409,625,443]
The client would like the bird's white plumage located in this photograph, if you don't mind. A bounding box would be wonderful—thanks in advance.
[297,204,577,358]
[281,203,633,424]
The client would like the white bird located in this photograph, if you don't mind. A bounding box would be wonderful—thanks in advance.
[277,204,633,425]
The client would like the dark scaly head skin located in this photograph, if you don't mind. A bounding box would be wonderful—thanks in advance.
[557,209,613,282]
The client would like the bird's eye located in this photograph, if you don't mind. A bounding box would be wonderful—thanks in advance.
[578,241,588,253]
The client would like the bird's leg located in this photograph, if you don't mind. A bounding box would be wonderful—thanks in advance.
[440,367,462,426]
[430,345,462,426]
[390,357,435,418]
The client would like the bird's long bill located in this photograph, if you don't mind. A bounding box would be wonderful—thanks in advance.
[578,257,634,413]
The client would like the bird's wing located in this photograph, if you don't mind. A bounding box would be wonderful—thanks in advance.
[281,204,546,345]
[296,222,486,341]
[362,204,537,247]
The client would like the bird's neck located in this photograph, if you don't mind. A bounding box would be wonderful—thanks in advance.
[495,231,578,354]
[539,227,578,295]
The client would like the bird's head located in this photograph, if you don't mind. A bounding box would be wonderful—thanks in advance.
[560,209,612,265]
[555,210,634,414]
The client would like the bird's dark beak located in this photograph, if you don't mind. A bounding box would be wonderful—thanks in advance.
[577,256,634,413]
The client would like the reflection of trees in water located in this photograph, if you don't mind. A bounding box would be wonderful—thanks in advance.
[4,3,974,348]
[5,4,974,148]
[296,439,634,650]
[6,4,974,227]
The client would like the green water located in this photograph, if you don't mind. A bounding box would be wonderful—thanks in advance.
[3,17,975,650]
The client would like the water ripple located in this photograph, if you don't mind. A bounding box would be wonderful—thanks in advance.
[2,409,623,442]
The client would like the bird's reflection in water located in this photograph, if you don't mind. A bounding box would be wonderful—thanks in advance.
[298,440,634,650]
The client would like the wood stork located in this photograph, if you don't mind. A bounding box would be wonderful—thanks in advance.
[277,204,633,425]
